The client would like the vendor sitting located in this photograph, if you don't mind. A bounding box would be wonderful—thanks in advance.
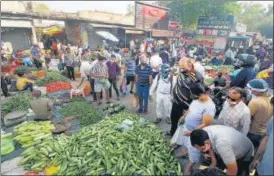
[30,90,53,120]
[22,54,33,67]
[16,72,34,92]
[213,72,227,87]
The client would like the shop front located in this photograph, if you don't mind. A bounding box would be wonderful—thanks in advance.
[1,19,34,51]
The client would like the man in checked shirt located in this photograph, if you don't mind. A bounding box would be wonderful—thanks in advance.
[215,87,251,135]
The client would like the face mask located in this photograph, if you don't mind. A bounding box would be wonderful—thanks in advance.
[181,69,188,74]
[141,63,146,66]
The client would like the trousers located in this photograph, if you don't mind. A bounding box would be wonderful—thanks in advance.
[156,93,172,119]
[108,78,119,98]
[137,84,149,111]
[170,101,189,136]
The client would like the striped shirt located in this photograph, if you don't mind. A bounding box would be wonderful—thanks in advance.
[125,59,136,76]
[90,62,108,83]
[204,125,254,164]
[135,64,152,87]
[173,70,203,105]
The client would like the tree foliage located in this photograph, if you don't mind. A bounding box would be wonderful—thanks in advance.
[237,2,273,37]
[34,3,51,14]
[167,0,242,30]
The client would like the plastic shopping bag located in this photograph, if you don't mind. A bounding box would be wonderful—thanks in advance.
[70,88,85,99]
[120,77,128,95]
[171,125,184,146]
[1,133,15,156]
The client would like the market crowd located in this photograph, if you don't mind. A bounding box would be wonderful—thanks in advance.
[1,38,273,176]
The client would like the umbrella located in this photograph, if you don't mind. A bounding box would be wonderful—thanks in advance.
[96,31,119,42]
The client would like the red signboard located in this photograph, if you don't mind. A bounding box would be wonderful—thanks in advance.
[168,21,180,29]
[142,6,167,19]
[135,2,169,30]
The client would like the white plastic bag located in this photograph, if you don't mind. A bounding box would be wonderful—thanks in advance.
[70,88,85,99]
[171,125,184,146]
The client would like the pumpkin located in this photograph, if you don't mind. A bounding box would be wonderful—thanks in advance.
[83,83,92,96]
[37,71,46,78]
[75,71,81,78]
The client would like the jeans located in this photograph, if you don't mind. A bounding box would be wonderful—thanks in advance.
[23,82,33,92]
[137,84,149,111]
[89,78,103,101]
[108,78,119,98]
[66,66,75,80]
[170,101,190,136]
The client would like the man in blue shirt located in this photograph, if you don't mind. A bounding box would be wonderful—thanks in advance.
[250,97,273,176]
[22,54,33,67]
[135,54,152,114]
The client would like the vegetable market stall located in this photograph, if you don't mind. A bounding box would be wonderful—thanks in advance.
[17,112,182,175]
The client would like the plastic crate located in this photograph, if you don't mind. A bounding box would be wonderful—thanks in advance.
[1,66,11,73]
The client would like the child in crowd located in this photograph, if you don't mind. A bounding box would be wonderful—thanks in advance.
[16,72,34,92]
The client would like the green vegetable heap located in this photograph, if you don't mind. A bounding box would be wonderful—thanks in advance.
[35,71,68,86]
[1,93,32,116]
[19,112,182,175]
[102,103,126,116]
[60,99,102,127]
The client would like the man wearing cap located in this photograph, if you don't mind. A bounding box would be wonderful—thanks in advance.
[149,64,175,124]
[150,47,162,79]
[247,79,273,149]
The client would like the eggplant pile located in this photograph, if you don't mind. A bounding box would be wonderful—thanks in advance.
[102,103,126,116]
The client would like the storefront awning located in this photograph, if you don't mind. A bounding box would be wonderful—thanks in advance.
[1,19,32,28]
[95,31,119,42]
[152,29,182,38]
[125,30,144,34]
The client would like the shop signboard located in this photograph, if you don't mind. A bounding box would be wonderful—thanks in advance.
[196,16,234,50]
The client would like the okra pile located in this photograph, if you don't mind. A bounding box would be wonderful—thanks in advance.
[19,112,182,175]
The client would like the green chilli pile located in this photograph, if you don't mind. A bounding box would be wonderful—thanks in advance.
[60,100,102,127]
[35,70,68,86]
[18,112,182,175]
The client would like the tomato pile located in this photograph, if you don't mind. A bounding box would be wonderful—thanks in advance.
[45,81,72,93]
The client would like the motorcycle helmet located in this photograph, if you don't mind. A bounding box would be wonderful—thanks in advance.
[238,54,257,67]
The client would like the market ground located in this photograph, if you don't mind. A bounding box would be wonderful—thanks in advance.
[0,77,195,175]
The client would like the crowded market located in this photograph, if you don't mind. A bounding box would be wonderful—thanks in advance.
[1,1,273,176]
